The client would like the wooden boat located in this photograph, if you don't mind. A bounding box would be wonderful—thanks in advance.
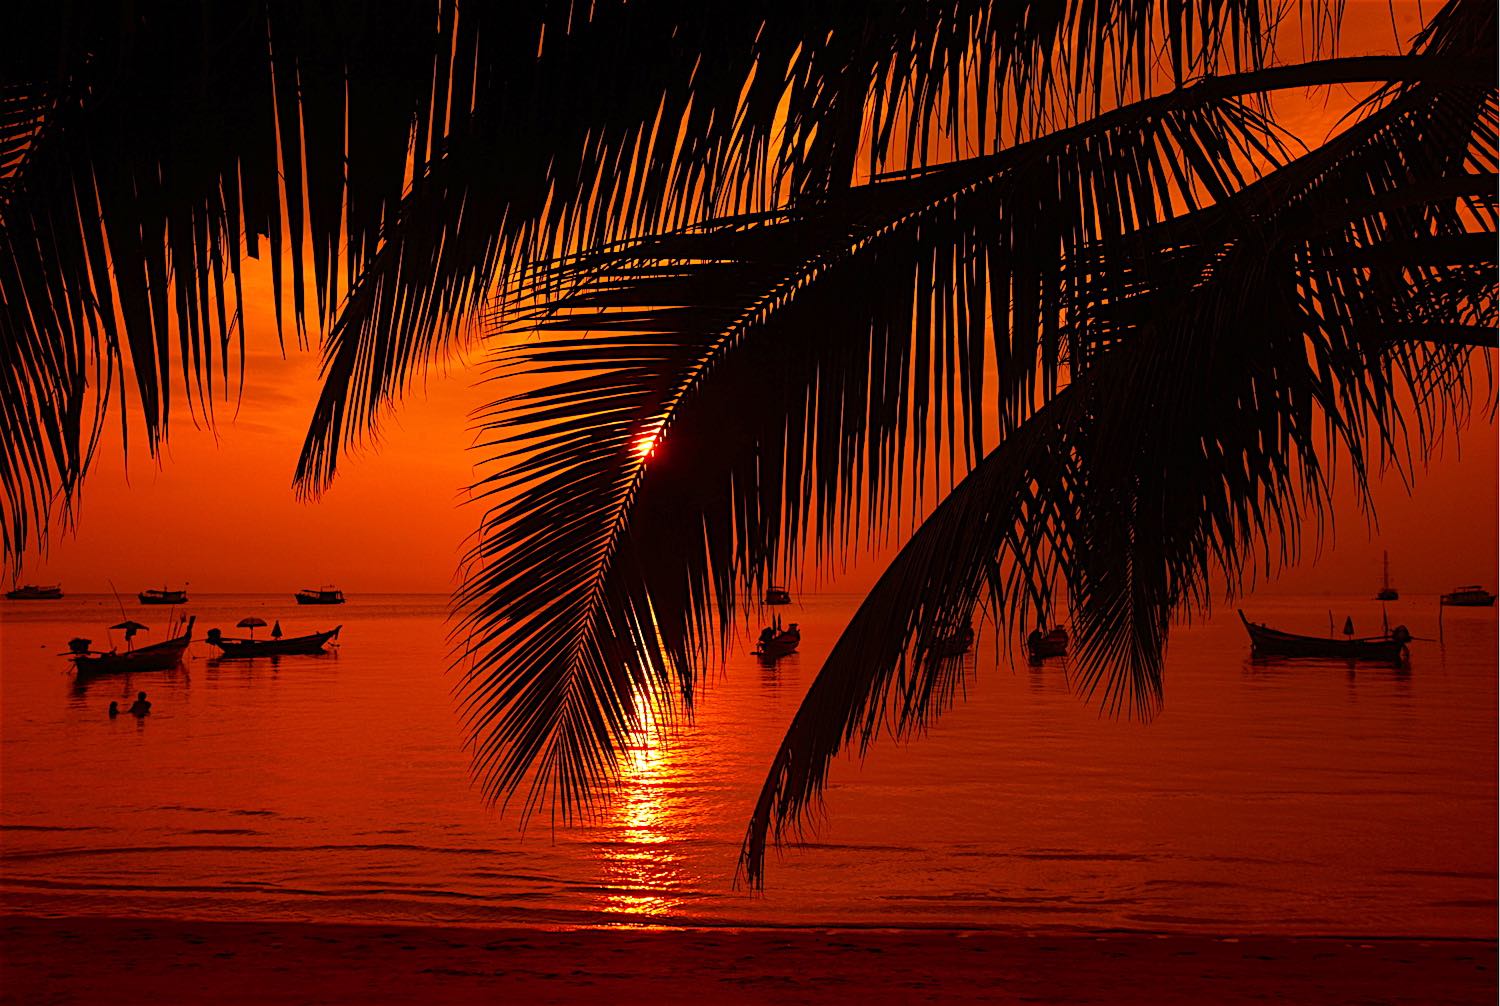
[763,586,793,606]
[295,586,346,605]
[1027,626,1068,660]
[70,617,195,677]
[139,586,189,605]
[931,625,974,657]
[7,584,63,600]
[754,620,801,659]
[1376,551,1398,601]
[1238,610,1410,663]
[205,624,341,658]
[1440,585,1496,607]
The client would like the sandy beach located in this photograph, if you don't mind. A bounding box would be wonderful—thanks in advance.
[1,916,1493,1005]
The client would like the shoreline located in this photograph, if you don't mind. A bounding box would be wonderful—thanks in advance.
[3,915,1494,1004]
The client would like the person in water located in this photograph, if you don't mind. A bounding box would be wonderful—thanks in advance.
[108,701,119,718]
[128,691,152,717]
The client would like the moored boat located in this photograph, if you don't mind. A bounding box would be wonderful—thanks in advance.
[1027,625,1068,660]
[764,585,793,606]
[1376,552,1398,601]
[295,586,346,605]
[69,616,195,678]
[754,619,801,659]
[205,624,341,658]
[7,584,63,600]
[139,586,189,605]
[931,624,975,657]
[1238,610,1410,663]
[1440,585,1496,607]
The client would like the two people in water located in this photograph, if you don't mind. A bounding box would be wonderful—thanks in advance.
[107,692,152,718]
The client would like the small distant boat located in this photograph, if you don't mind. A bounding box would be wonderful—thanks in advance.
[1376,551,1398,601]
[69,616,195,678]
[7,584,63,600]
[754,620,801,659]
[205,625,341,658]
[1440,585,1496,607]
[1238,610,1410,664]
[931,624,974,657]
[295,586,346,605]
[1027,626,1068,660]
[139,586,189,605]
[764,586,793,606]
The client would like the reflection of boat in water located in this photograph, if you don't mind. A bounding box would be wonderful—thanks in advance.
[7,584,63,600]
[1027,626,1068,660]
[1376,552,1398,601]
[295,586,346,605]
[931,624,974,657]
[139,586,189,605]
[1440,585,1496,607]
[69,616,196,678]
[1239,610,1410,664]
[763,585,792,606]
[754,618,800,659]
[205,625,341,658]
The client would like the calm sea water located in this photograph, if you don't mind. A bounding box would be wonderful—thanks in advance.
[1,592,1494,936]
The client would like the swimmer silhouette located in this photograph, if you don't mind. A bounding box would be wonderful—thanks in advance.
[128,691,152,717]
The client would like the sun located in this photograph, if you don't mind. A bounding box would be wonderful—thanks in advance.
[631,430,659,459]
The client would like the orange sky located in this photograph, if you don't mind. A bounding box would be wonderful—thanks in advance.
[9,1,1496,596]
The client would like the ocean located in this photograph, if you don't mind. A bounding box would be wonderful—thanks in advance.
[2,592,1494,936]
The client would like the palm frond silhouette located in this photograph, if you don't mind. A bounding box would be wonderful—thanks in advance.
[3,0,1494,882]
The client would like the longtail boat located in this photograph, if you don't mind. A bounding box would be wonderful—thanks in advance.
[205,625,341,658]
[1440,585,1496,607]
[7,584,63,600]
[763,585,793,605]
[1027,626,1068,660]
[754,620,801,659]
[69,616,195,678]
[295,586,345,605]
[931,625,975,657]
[1238,610,1410,663]
[139,586,189,605]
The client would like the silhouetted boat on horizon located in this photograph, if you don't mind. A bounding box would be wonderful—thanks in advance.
[295,586,346,605]
[1239,610,1410,664]
[932,624,975,657]
[763,585,792,605]
[7,584,63,600]
[1440,585,1495,607]
[68,615,195,678]
[205,624,341,658]
[1376,551,1398,601]
[1027,625,1068,660]
[139,585,189,605]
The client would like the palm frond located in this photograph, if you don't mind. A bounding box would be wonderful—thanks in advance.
[450,47,1494,824]
[739,29,1497,884]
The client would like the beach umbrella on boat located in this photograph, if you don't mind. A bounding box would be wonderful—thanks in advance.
[110,619,149,649]
[237,616,268,639]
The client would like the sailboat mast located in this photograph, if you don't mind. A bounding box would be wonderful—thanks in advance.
[1382,551,1390,591]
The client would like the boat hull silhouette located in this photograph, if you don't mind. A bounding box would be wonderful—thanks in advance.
[7,585,63,600]
[72,618,195,677]
[139,589,188,605]
[1440,586,1496,607]
[1239,611,1408,663]
[206,626,341,658]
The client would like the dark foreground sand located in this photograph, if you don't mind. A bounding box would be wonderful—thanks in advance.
[1,916,1493,1005]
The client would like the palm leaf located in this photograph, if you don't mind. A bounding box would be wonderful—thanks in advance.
[740,16,1497,883]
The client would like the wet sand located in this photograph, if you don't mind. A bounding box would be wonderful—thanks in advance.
[1,916,1493,1005]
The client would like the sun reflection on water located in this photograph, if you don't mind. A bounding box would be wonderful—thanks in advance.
[592,696,693,919]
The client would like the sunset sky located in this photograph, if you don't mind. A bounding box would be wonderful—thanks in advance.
[9,1,1495,597]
